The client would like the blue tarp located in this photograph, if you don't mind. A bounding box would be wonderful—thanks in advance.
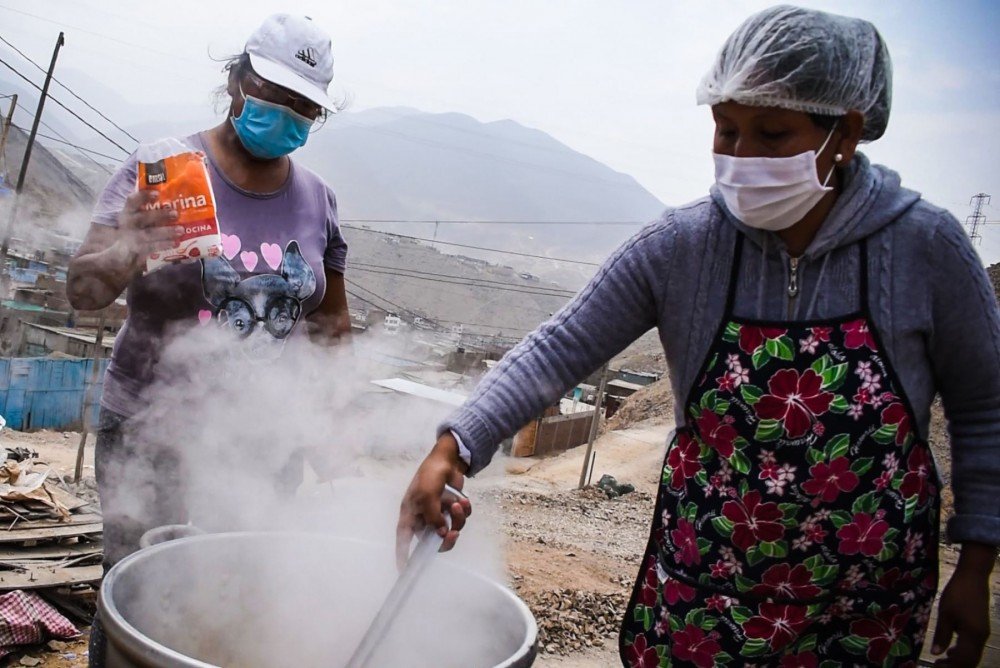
[0,357,108,431]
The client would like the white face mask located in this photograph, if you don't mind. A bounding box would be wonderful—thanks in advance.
[713,127,838,231]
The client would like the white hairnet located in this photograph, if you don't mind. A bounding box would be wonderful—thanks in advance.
[696,5,892,141]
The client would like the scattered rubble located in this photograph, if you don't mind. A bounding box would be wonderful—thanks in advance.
[521,588,627,656]
[595,474,634,498]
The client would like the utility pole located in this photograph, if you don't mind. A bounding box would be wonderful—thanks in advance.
[0,32,65,260]
[0,94,17,171]
[966,193,991,245]
[578,363,610,489]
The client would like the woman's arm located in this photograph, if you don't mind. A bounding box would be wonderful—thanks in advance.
[306,269,351,343]
[924,214,1000,667]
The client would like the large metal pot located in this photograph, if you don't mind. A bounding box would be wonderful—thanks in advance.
[99,532,537,667]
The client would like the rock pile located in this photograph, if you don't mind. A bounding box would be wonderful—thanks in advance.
[521,588,627,656]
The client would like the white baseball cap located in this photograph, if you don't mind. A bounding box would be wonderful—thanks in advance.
[244,14,336,111]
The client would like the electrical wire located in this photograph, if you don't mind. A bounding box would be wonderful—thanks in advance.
[348,266,576,299]
[349,261,576,296]
[342,218,644,226]
[0,53,132,154]
[341,225,601,267]
[0,33,139,143]
[11,121,117,164]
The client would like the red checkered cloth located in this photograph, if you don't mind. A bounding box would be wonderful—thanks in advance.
[0,590,79,657]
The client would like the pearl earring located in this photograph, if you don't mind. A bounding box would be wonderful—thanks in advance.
[834,153,844,164]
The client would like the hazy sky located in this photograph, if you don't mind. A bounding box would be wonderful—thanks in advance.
[2,0,999,261]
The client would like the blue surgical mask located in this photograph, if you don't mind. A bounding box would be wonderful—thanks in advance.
[231,86,313,160]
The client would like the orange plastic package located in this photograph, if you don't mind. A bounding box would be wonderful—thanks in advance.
[135,138,222,273]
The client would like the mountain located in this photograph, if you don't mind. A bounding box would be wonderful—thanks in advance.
[295,107,665,271]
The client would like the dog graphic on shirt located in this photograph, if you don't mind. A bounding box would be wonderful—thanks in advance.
[201,240,316,359]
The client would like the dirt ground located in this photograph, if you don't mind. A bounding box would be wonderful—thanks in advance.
[1,417,997,667]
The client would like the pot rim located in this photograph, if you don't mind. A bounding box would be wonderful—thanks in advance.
[99,531,538,668]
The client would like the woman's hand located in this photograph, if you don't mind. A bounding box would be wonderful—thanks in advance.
[113,190,183,267]
[931,542,996,667]
[395,432,471,570]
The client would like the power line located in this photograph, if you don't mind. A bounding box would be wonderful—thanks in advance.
[10,98,116,174]
[343,277,436,327]
[348,265,576,299]
[0,4,201,65]
[0,53,132,154]
[349,261,576,295]
[0,33,139,143]
[342,218,644,226]
[341,225,601,267]
[11,121,117,165]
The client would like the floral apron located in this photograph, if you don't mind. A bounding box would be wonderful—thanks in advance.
[620,237,940,668]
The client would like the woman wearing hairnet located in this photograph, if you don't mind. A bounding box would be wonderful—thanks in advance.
[398,5,998,667]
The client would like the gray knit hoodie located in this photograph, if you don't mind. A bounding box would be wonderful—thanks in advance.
[441,154,1000,546]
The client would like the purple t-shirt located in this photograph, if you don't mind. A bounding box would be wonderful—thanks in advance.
[92,133,347,417]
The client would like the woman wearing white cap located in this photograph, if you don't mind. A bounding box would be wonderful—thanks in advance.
[68,14,348,666]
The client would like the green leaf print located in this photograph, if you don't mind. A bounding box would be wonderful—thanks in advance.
[700,389,719,411]
[685,608,705,628]
[890,637,913,658]
[839,634,869,656]
[734,575,755,593]
[723,322,741,343]
[796,634,818,652]
[714,399,731,416]
[851,457,875,475]
[740,384,764,405]
[746,546,766,567]
[820,362,849,391]
[715,651,734,664]
[730,605,753,624]
[700,617,719,632]
[877,543,899,562]
[758,540,788,558]
[658,655,670,668]
[803,554,823,570]
[711,516,734,538]
[633,605,647,623]
[694,469,709,487]
[697,538,712,555]
[738,479,750,498]
[766,336,795,361]
[811,354,831,375]
[740,638,769,657]
[904,494,918,524]
[805,447,825,466]
[668,613,684,633]
[729,450,752,474]
[752,346,771,370]
[811,565,838,586]
[778,503,801,519]
[830,510,853,529]
[684,502,699,523]
[644,607,654,632]
[829,394,850,413]
[825,434,851,460]
[872,423,898,445]
[755,419,783,442]
[852,491,880,516]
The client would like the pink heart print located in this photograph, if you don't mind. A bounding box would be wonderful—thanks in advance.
[221,233,241,260]
[240,251,259,272]
[197,309,213,326]
[261,243,282,270]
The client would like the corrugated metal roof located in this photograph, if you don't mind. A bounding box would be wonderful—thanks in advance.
[370,378,467,407]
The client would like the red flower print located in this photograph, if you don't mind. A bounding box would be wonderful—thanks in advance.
[666,433,702,490]
[637,559,658,607]
[810,326,832,342]
[705,594,731,612]
[739,326,787,354]
[716,373,735,392]
[671,518,701,566]
[850,605,912,664]
[663,577,697,605]
[900,446,934,505]
[625,633,661,668]
[696,409,738,458]
[750,563,822,600]
[836,512,890,557]
[755,369,833,438]
[743,603,811,651]
[721,490,785,551]
[881,402,912,446]
[801,457,860,503]
[672,625,722,668]
[842,319,877,350]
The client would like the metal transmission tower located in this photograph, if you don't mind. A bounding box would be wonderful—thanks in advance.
[966,193,991,245]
